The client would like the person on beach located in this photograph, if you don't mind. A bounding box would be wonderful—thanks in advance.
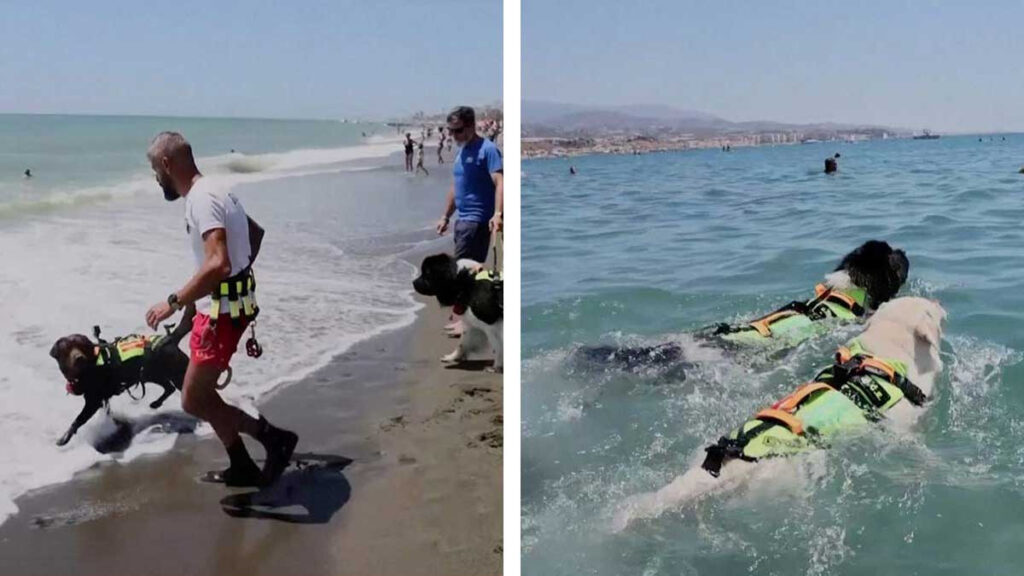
[438,129,446,165]
[416,141,430,176]
[144,131,298,487]
[435,106,503,334]
[404,133,415,172]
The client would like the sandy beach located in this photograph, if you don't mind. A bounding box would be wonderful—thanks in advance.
[0,145,503,576]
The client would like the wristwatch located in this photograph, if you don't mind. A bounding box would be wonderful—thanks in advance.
[167,292,181,311]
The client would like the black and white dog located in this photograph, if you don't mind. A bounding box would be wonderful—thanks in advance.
[572,240,910,374]
[413,253,503,373]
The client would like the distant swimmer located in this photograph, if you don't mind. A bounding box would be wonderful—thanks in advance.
[824,155,838,174]
[570,166,577,175]
[24,169,32,178]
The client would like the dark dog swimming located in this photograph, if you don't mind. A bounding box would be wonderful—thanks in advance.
[571,240,910,375]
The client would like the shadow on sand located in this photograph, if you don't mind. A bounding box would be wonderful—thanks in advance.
[219,453,354,524]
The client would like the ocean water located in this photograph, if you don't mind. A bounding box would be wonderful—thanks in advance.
[0,114,445,525]
[522,135,1024,575]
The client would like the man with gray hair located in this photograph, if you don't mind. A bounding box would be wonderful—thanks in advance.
[144,131,298,487]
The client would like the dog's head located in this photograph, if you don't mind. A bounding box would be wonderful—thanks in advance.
[834,240,910,309]
[413,253,465,307]
[49,334,97,395]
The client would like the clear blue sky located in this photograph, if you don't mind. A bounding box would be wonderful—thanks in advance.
[0,1,502,120]
[525,1,1024,133]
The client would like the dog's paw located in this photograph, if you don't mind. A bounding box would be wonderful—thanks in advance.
[441,349,465,364]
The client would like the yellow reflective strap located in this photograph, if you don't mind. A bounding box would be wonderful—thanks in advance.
[209,297,220,321]
[229,298,240,319]
[242,294,254,316]
[220,283,230,297]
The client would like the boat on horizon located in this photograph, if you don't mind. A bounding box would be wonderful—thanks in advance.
[913,130,940,140]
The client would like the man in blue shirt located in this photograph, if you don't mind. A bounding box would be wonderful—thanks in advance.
[435,106,503,263]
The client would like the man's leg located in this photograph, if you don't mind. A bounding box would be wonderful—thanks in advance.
[181,361,263,486]
[186,315,299,486]
[446,220,492,335]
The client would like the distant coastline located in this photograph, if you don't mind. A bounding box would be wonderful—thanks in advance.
[523,132,899,159]
[522,100,912,159]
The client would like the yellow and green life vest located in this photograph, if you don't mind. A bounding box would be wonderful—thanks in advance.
[701,338,926,476]
[714,283,868,346]
[94,334,164,367]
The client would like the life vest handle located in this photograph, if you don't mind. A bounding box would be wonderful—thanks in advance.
[773,382,833,412]
[814,284,863,315]
[749,309,799,338]
[836,347,897,383]
[754,408,804,436]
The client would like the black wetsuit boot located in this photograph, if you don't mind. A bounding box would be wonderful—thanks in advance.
[212,440,264,487]
[255,415,299,484]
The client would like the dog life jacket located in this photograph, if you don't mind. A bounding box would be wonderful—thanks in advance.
[209,267,259,325]
[700,338,927,477]
[65,334,166,396]
[454,268,503,316]
[714,284,867,345]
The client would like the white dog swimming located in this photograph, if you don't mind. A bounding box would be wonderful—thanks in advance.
[613,296,946,530]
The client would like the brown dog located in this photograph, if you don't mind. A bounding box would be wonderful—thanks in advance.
[50,308,194,446]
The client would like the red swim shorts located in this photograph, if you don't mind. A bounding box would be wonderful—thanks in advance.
[189,312,249,371]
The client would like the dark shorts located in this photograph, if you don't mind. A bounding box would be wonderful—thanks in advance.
[453,219,491,263]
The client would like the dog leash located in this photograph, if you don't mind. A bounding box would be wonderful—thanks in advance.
[490,228,503,276]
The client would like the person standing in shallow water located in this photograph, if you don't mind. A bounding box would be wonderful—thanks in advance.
[437,128,446,165]
[144,131,298,487]
[404,133,415,172]
[416,141,429,176]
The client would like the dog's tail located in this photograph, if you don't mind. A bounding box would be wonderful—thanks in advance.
[155,303,196,351]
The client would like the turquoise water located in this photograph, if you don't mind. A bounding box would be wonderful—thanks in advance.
[522,136,1024,575]
[0,114,382,215]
